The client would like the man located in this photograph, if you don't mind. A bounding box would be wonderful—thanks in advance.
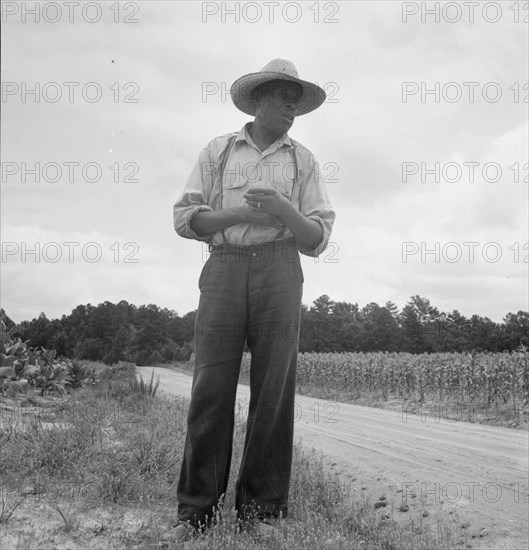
[165,59,335,545]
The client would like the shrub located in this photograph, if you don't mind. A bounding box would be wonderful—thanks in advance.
[173,342,193,362]
[148,350,165,365]
[65,360,96,390]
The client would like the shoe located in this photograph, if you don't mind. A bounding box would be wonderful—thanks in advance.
[253,518,280,538]
[240,517,281,539]
[159,521,198,547]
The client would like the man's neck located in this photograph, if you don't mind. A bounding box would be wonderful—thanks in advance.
[248,121,282,153]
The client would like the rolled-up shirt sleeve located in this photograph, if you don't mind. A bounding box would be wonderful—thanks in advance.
[173,147,215,242]
[296,156,336,257]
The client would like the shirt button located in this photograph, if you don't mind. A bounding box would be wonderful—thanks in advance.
[251,252,257,257]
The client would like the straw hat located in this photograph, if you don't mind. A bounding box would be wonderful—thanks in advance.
[230,59,326,116]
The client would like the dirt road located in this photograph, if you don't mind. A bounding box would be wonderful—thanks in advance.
[138,367,529,550]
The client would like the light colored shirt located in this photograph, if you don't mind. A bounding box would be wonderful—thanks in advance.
[173,122,335,257]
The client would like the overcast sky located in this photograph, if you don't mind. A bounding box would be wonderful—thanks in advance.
[1,1,528,324]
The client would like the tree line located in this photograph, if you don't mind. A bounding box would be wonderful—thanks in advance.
[2,295,527,366]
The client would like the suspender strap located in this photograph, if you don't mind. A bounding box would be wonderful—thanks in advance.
[288,142,301,204]
[217,134,238,243]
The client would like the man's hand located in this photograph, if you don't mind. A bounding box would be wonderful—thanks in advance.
[245,187,323,250]
[240,203,285,229]
[243,187,293,220]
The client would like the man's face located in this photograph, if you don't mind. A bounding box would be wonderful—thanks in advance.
[253,80,302,135]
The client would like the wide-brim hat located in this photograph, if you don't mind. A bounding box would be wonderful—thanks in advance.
[230,59,326,116]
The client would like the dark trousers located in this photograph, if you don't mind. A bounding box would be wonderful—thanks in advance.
[177,239,304,527]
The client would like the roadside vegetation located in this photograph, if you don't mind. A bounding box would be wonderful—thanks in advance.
[170,346,529,430]
[1,324,469,549]
[0,368,467,550]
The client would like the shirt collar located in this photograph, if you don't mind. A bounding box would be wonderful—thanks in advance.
[236,122,292,153]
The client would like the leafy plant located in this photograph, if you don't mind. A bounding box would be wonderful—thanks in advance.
[0,319,97,396]
[129,369,160,398]
[0,326,38,395]
[32,362,68,396]
[64,360,96,390]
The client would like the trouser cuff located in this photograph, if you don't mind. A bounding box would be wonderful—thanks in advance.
[235,500,288,521]
[177,504,219,528]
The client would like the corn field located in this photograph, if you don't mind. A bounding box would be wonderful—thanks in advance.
[241,347,529,411]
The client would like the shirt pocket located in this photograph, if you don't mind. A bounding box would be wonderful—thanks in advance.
[221,167,247,190]
[221,168,248,209]
[270,172,295,202]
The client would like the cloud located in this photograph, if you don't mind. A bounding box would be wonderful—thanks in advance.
[1,2,527,324]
